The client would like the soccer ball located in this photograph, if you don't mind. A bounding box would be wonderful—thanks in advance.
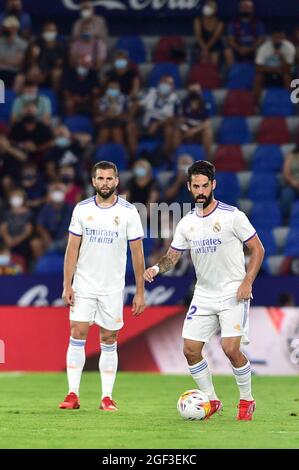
[177,389,211,420]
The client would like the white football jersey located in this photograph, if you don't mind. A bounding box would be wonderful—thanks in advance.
[69,196,144,296]
[171,201,257,300]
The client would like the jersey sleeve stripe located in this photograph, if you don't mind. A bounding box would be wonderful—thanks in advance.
[243,232,257,243]
[171,245,187,251]
[69,230,82,237]
[128,236,143,242]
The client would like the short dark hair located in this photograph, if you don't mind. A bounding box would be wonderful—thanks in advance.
[188,160,215,183]
[92,161,118,178]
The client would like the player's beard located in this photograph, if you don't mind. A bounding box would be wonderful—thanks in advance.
[95,185,116,199]
[194,188,213,209]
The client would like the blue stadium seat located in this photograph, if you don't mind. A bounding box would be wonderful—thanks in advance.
[201,90,216,116]
[115,35,146,64]
[64,115,94,135]
[136,139,162,157]
[255,230,277,255]
[40,88,58,114]
[175,144,205,161]
[251,145,283,173]
[250,202,282,229]
[95,144,128,171]
[34,254,64,274]
[0,89,16,123]
[218,117,251,144]
[283,229,299,256]
[148,63,182,88]
[226,63,255,89]
[247,173,278,201]
[261,88,295,117]
[289,201,299,228]
[215,172,241,205]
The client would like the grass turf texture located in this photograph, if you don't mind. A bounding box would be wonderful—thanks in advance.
[0,372,298,449]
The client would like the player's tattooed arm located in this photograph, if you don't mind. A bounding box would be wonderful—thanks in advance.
[157,247,182,273]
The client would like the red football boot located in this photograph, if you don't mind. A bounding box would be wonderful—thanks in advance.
[99,396,118,411]
[59,392,80,409]
[205,400,223,419]
[237,399,256,420]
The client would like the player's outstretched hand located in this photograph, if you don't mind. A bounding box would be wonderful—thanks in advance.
[144,266,159,283]
[132,293,145,316]
[62,286,75,306]
[237,280,252,301]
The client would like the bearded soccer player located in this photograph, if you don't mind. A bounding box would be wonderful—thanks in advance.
[144,160,264,421]
[59,161,145,411]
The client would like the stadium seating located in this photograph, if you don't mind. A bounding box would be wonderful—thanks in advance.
[257,230,278,256]
[148,63,182,88]
[174,143,205,161]
[249,201,282,229]
[136,139,162,158]
[289,201,299,228]
[251,145,283,173]
[40,88,58,115]
[33,254,64,274]
[64,115,94,135]
[261,88,295,117]
[94,144,128,170]
[222,90,255,117]
[202,90,217,116]
[257,117,290,144]
[188,63,222,89]
[247,173,279,201]
[115,35,146,63]
[214,171,241,205]
[213,145,247,172]
[218,117,251,144]
[153,36,186,64]
[226,63,255,90]
[283,229,299,256]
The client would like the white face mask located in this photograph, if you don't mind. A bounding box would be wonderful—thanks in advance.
[10,195,24,208]
[203,5,215,16]
[50,190,65,203]
[42,31,57,42]
[0,254,10,266]
[81,9,92,19]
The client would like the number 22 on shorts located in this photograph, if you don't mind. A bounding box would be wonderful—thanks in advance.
[186,305,197,320]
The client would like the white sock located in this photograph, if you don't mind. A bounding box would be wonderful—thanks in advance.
[99,342,118,399]
[66,337,86,396]
[188,359,218,400]
[232,360,254,401]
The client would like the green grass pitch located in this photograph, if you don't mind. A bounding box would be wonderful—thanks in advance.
[0,372,298,449]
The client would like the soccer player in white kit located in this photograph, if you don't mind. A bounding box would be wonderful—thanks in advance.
[59,161,145,411]
[144,161,265,420]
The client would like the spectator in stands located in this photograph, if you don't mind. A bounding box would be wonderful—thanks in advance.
[95,80,129,146]
[0,242,26,274]
[165,154,194,206]
[0,15,27,87]
[11,81,52,125]
[281,144,299,218]
[124,159,160,216]
[225,0,265,66]
[20,161,45,214]
[0,130,27,181]
[72,1,108,43]
[31,182,73,259]
[176,82,213,157]
[254,30,296,104]
[0,0,32,40]
[105,50,141,97]
[0,187,33,265]
[277,292,296,307]
[193,0,225,65]
[128,75,180,161]
[10,103,54,168]
[44,125,86,182]
[70,21,107,71]
[62,55,100,115]
[58,164,83,206]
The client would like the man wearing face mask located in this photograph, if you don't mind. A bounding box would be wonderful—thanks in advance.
[20,161,45,214]
[62,55,100,115]
[70,23,107,71]
[0,243,25,274]
[0,15,27,87]
[0,0,32,40]
[32,182,73,259]
[254,30,295,104]
[11,80,52,125]
[225,0,265,66]
[105,50,140,97]
[59,164,83,206]
[0,188,33,266]
[72,1,108,43]
[193,1,224,65]
[129,75,180,160]
[0,130,27,181]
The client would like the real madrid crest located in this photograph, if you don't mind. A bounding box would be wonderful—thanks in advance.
[113,216,120,226]
[213,222,221,233]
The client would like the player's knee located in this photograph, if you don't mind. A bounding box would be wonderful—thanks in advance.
[222,344,239,361]
[183,344,199,363]
[71,326,87,340]
[101,332,117,344]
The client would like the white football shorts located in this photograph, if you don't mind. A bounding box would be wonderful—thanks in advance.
[69,290,124,331]
[182,295,250,345]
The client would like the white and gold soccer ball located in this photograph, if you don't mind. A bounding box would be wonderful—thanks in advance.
[177,389,211,420]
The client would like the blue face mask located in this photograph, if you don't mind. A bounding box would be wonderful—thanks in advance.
[114,59,128,69]
[106,88,120,98]
[0,254,10,266]
[76,66,88,77]
[158,83,172,96]
[55,137,71,148]
[134,167,147,178]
